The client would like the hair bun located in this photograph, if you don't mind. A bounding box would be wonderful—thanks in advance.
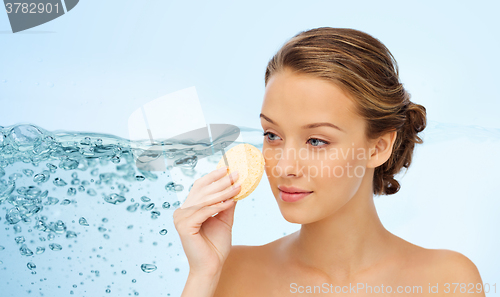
[405,102,426,135]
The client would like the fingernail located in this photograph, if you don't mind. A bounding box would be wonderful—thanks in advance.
[232,182,241,189]
[218,166,227,172]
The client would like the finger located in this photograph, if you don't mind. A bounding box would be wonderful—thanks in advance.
[180,183,241,211]
[181,167,230,208]
[212,199,237,229]
[194,166,228,189]
[187,171,238,208]
[203,170,239,196]
[181,200,236,235]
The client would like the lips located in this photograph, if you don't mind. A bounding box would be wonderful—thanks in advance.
[278,185,313,202]
[278,185,312,194]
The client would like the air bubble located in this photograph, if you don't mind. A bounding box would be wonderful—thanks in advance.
[140,264,157,273]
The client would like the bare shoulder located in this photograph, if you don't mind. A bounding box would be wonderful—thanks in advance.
[421,249,482,279]
[214,244,269,297]
[386,236,484,296]
[419,248,485,296]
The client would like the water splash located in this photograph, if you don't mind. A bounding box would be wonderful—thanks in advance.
[0,122,260,296]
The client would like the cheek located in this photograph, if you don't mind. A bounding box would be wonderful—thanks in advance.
[308,146,367,193]
[262,145,278,179]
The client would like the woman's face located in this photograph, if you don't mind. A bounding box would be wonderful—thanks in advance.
[260,68,376,224]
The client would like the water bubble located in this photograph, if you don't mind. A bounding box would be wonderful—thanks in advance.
[135,175,145,181]
[44,197,59,205]
[103,193,126,204]
[71,179,80,185]
[121,270,126,274]
[79,217,89,226]
[103,234,110,239]
[33,171,50,183]
[87,188,97,196]
[67,187,77,196]
[140,196,151,202]
[5,212,23,227]
[106,289,111,293]
[162,202,170,209]
[27,262,36,270]
[14,225,22,233]
[78,185,85,192]
[174,268,179,272]
[22,169,34,177]
[60,199,71,205]
[0,246,5,250]
[165,182,175,191]
[49,243,62,251]
[15,236,25,244]
[165,182,184,192]
[66,231,77,239]
[159,229,168,235]
[47,233,55,241]
[9,124,43,150]
[127,225,133,230]
[172,201,180,208]
[126,203,139,212]
[98,227,107,233]
[36,246,45,254]
[142,203,154,211]
[140,264,157,273]
[59,158,79,170]
[52,177,66,187]
[71,172,78,179]
[132,279,137,283]
[46,163,57,173]
[19,244,33,256]
[49,220,67,234]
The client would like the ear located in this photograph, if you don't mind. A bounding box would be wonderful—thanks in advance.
[366,130,397,169]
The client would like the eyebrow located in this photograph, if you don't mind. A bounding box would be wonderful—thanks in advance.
[260,113,345,133]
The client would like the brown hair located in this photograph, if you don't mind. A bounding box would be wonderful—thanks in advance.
[264,27,426,196]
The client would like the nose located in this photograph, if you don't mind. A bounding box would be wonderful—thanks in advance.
[275,145,303,177]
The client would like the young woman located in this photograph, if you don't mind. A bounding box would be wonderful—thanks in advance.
[174,27,485,297]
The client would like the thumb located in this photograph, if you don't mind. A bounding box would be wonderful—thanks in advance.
[214,199,237,228]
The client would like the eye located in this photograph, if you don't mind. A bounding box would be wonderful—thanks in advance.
[263,132,330,147]
[263,131,281,142]
[307,138,330,147]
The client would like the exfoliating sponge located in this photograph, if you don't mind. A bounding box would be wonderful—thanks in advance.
[216,143,265,201]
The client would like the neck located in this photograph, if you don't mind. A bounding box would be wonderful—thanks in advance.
[289,172,396,282]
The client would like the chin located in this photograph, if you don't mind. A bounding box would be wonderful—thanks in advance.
[277,203,317,224]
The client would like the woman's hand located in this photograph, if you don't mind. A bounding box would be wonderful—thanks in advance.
[173,166,241,277]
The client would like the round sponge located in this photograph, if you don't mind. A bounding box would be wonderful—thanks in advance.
[216,143,265,201]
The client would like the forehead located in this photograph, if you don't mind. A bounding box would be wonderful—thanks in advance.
[261,69,360,130]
